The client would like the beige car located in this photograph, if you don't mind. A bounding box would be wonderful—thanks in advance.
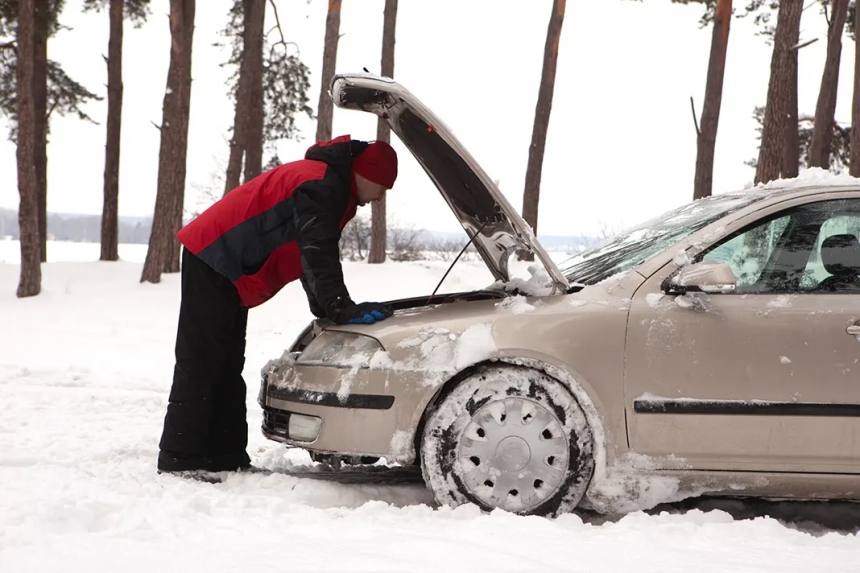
[259,73,860,516]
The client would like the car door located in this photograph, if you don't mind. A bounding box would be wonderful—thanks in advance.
[625,196,860,474]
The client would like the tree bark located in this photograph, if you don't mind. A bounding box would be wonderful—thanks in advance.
[519,0,566,261]
[141,0,195,283]
[850,1,860,176]
[783,42,800,179]
[315,0,342,143]
[809,0,849,169]
[369,0,397,265]
[100,0,123,261]
[693,0,731,201]
[224,53,249,194]
[755,0,802,185]
[33,0,48,262]
[242,0,265,183]
[16,0,40,297]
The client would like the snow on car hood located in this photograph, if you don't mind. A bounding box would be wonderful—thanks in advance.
[330,73,569,294]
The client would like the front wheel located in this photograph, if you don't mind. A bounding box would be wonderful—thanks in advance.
[421,365,594,517]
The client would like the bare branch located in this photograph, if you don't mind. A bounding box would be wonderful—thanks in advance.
[151,120,162,131]
[267,0,286,45]
[45,99,59,121]
[791,38,819,50]
[0,40,16,50]
[266,0,300,58]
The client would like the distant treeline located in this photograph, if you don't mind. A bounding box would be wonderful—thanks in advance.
[0,208,595,253]
[0,209,152,244]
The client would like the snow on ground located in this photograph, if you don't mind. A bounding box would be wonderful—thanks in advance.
[2,240,859,572]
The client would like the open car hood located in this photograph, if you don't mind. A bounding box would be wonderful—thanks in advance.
[330,73,569,293]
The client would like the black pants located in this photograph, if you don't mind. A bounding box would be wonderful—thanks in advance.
[157,248,252,472]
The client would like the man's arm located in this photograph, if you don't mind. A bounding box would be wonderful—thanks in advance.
[292,178,394,325]
[292,179,351,313]
[300,276,326,318]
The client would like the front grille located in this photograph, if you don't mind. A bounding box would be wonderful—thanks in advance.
[262,407,291,437]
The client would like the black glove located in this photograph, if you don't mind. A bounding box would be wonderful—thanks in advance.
[325,297,394,325]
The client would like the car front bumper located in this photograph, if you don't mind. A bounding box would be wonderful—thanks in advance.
[259,362,433,462]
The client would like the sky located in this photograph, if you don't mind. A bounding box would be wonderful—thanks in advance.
[0,0,851,236]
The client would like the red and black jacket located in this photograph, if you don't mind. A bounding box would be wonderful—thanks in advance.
[177,135,360,309]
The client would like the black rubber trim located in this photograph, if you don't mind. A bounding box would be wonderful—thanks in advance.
[634,399,860,417]
[267,385,394,410]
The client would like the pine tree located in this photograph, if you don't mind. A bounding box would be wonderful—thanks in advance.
[754,0,803,184]
[369,0,397,265]
[140,0,195,283]
[14,0,39,297]
[220,0,312,196]
[83,0,151,261]
[809,0,850,168]
[519,0,565,262]
[693,0,732,200]
[850,1,860,175]
[0,0,100,263]
[314,0,341,143]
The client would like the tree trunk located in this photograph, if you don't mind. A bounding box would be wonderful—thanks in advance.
[369,0,397,265]
[809,0,849,169]
[783,43,800,179]
[224,51,249,195]
[33,0,48,262]
[141,0,195,283]
[755,0,802,185]
[242,0,265,183]
[16,0,40,297]
[100,0,123,261]
[369,117,390,264]
[315,0,342,143]
[519,0,566,262]
[693,0,731,201]
[851,0,860,176]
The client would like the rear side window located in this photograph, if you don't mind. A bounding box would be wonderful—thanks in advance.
[700,199,860,294]
[800,215,860,289]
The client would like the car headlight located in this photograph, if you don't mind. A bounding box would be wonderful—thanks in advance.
[295,331,383,368]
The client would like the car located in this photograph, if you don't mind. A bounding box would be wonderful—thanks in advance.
[258,72,860,517]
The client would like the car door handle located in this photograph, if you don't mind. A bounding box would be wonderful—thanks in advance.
[848,325,860,336]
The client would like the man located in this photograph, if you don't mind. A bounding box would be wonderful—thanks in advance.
[157,135,398,477]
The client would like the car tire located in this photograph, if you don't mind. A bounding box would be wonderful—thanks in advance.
[420,365,594,517]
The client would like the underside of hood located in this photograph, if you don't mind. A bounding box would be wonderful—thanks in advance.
[329,73,569,293]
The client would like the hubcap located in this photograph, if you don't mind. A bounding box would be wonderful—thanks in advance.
[458,397,569,513]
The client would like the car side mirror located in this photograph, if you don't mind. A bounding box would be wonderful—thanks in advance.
[662,261,737,294]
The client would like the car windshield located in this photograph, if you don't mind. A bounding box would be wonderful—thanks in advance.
[559,192,764,285]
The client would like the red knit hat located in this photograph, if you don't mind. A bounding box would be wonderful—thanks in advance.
[353,140,398,189]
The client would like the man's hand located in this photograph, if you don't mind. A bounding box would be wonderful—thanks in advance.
[326,298,394,325]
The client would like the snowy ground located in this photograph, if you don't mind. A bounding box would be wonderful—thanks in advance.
[2,240,859,572]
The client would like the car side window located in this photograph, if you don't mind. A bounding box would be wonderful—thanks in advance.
[700,199,860,294]
[702,215,790,290]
